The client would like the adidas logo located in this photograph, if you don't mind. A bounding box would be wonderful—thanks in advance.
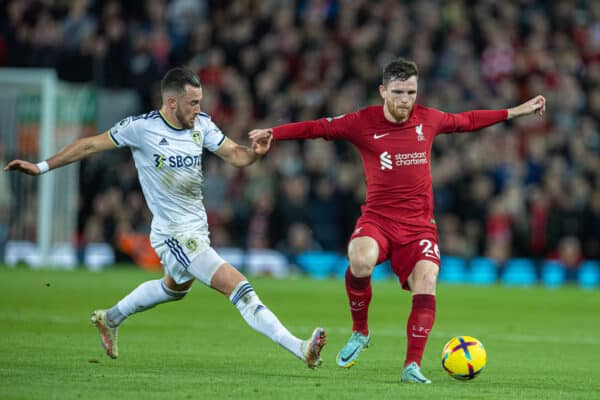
[159,138,169,146]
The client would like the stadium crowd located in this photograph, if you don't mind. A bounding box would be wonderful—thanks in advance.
[2,0,600,270]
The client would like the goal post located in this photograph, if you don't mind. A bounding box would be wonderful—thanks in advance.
[0,68,91,267]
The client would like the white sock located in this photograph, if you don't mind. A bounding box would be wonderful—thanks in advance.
[107,279,187,326]
[229,280,304,359]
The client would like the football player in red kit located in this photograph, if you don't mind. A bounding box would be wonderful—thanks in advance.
[249,58,545,383]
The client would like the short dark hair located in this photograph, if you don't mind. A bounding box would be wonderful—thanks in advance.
[382,58,419,86]
[161,67,201,94]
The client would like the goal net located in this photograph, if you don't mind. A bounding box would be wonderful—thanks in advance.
[0,69,95,268]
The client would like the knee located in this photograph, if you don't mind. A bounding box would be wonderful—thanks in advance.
[410,265,439,294]
[347,237,379,277]
[419,272,438,293]
[349,254,376,277]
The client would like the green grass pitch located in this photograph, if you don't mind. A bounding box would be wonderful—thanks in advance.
[1,265,599,399]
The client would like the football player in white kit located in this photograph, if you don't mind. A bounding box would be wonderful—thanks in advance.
[4,67,326,368]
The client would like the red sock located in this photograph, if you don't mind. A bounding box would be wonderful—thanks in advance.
[404,294,436,367]
[345,268,372,336]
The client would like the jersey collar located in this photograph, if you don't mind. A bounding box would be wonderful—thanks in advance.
[159,110,186,131]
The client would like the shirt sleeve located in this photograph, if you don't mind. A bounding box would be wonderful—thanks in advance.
[435,109,508,135]
[203,119,226,152]
[272,112,359,141]
[108,116,139,148]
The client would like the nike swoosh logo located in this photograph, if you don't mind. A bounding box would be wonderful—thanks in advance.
[411,333,427,338]
[340,347,360,362]
[373,133,390,139]
[409,372,428,383]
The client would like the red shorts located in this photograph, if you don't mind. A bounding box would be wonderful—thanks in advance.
[349,213,440,290]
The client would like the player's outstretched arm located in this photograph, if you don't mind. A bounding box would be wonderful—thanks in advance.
[507,95,546,120]
[4,132,116,176]
[214,136,266,167]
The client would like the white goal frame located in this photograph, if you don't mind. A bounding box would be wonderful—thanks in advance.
[0,68,57,266]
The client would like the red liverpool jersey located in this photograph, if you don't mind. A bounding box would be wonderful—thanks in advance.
[272,104,507,232]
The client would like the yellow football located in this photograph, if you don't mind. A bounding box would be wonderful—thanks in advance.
[441,336,487,380]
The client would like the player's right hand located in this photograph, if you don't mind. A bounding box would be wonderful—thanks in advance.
[249,129,273,155]
[4,160,41,176]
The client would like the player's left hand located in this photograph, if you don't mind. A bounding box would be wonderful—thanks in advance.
[508,95,546,119]
[525,95,546,115]
[249,129,273,155]
[4,160,41,176]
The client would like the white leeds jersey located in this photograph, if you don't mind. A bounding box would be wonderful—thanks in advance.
[108,110,225,240]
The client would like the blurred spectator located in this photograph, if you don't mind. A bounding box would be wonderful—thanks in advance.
[96,1,129,87]
[438,213,470,257]
[270,174,312,246]
[241,190,276,250]
[61,0,97,52]
[334,162,364,247]
[308,174,341,251]
[549,235,585,281]
[556,236,584,270]
[128,31,162,110]
[276,222,323,268]
[582,189,600,259]
[527,187,550,257]
[485,197,513,265]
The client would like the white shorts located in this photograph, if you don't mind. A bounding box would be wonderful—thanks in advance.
[151,233,226,285]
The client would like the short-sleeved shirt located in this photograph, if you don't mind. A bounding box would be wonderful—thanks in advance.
[107,110,225,240]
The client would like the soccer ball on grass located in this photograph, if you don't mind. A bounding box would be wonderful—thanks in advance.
[441,336,486,380]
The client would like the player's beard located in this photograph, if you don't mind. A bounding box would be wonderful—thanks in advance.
[387,102,412,122]
[176,107,195,129]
